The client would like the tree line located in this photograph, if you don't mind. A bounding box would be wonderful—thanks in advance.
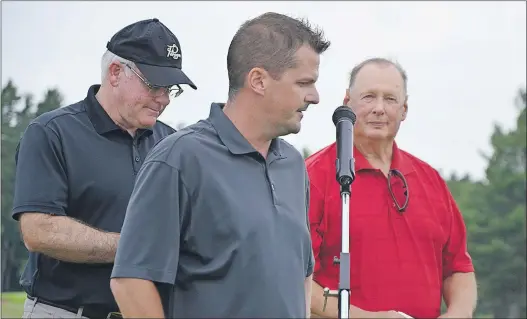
[1,80,525,318]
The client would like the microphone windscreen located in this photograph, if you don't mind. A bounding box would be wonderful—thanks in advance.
[332,106,356,126]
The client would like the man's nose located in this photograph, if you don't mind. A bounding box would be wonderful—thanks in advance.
[372,97,386,114]
[307,89,320,105]
[155,92,170,106]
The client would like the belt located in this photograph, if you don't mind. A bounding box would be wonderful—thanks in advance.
[27,295,115,319]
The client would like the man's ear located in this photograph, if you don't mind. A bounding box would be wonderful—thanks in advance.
[401,95,409,121]
[247,67,267,96]
[108,62,124,87]
[343,89,351,106]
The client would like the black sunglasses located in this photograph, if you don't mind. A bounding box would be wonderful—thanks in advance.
[387,169,409,213]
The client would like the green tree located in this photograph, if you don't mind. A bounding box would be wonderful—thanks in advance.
[302,147,312,159]
[449,88,526,318]
[1,80,63,291]
[476,88,526,318]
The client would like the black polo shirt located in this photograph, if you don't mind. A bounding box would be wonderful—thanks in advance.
[111,103,314,318]
[11,85,175,313]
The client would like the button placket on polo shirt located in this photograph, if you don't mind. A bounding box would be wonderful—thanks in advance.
[266,151,283,206]
[131,137,142,174]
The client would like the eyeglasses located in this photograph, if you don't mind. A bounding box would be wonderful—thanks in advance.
[387,169,409,213]
[124,64,183,99]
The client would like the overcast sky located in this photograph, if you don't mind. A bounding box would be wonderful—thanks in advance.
[2,1,526,180]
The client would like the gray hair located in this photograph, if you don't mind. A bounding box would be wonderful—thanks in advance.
[100,50,136,82]
[348,57,408,95]
[226,12,331,100]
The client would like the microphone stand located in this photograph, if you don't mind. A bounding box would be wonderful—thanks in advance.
[322,107,356,319]
[322,170,354,318]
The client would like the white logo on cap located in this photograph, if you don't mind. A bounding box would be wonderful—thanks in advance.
[166,44,181,60]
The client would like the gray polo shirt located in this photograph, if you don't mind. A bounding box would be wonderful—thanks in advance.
[111,102,314,318]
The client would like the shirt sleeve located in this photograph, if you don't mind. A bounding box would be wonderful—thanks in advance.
[111,160,190,285]
[305,171,315,278]
[12,122,68,220]
[306,168,326,277]
[442,182,475,279]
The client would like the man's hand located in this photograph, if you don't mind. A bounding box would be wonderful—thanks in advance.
[310,281,411,318]
[438,310,472,318]
[375,310,412,318]
[311,309,409,319]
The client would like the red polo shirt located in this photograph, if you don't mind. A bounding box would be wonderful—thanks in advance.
[306,142,474,319]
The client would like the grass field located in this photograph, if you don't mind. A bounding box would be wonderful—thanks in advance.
[1,291,25,318]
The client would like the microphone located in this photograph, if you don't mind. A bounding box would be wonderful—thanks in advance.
[323,106,357,319]
[332,106,357,191]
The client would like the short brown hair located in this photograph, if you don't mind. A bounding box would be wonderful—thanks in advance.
[227,12,331,100]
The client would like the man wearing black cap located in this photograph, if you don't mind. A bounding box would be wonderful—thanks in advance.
[13,18,196,318]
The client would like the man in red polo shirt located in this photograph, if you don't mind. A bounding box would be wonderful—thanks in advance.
[306,58,477,319]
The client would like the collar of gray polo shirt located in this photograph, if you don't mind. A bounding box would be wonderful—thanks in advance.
[208,103,284,158]
[85,85,153,137]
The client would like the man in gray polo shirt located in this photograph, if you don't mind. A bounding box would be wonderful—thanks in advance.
[12,18,196,318]
[110,12,331,318]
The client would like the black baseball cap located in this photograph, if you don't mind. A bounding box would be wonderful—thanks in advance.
[106,18,197,90]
